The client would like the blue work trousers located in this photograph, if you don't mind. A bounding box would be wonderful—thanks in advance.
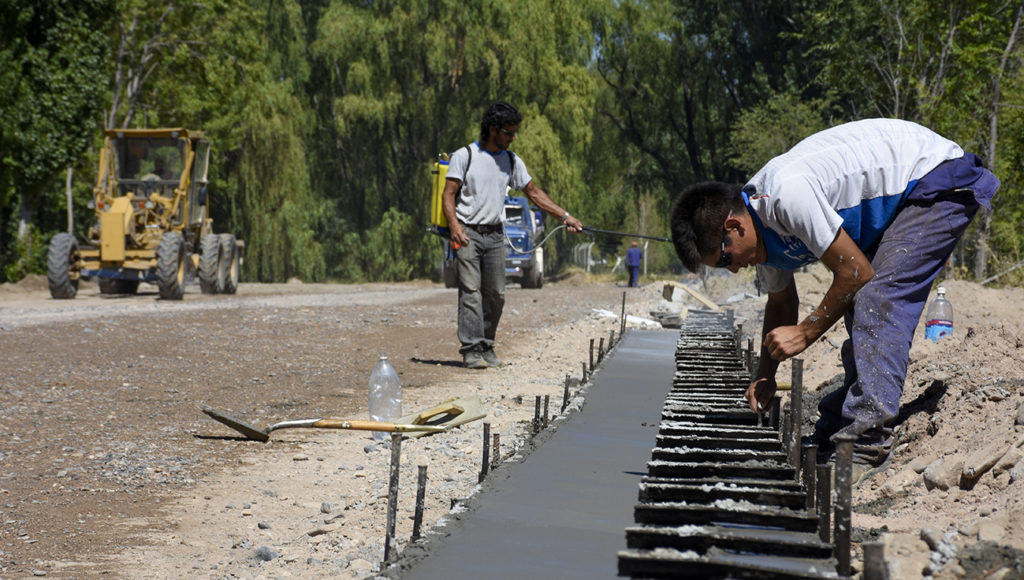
[455,228,506,354]
[813,189,982,464]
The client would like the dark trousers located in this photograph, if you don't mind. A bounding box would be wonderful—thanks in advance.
[628,266,640,287]
[455,228,506,354]
[813,190,981,463]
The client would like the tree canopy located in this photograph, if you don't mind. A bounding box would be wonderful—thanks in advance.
[2,0,1023,286]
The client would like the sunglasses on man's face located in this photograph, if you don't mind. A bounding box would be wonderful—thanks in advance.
[500,128,517,138]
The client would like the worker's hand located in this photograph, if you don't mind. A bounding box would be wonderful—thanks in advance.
[745,377,777,414]
[564,215,583,233]
[450,224,469,248]
[763,325,811,361]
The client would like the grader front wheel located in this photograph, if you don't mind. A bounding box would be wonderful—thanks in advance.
[156,232,187,300]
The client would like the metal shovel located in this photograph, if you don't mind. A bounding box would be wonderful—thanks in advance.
[198,403,448,442]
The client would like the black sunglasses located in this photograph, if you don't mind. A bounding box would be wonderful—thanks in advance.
[500,128,517,138]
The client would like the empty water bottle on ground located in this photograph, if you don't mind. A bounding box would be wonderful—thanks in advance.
[368,355,402,441]
[924,286,953,343]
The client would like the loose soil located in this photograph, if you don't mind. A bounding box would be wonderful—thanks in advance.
[1,267,1023,579]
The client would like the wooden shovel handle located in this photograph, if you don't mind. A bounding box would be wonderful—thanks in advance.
[312,419,395,432]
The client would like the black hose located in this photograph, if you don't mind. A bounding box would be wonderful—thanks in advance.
[580,226,671,243]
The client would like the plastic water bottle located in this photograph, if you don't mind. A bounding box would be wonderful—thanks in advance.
[368,355,402,441]
[924,286,954,343]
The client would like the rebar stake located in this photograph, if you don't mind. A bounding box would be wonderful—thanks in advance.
[533,395,541,434]
[781,408,791,459]
[802,444,817,510]
[479,422,490,483]
[735,323,743,360]
[746,338,754,373]
[598,337,605,363]
[492,433,500,469]
[582,361,588,384]
[561,374,570,412]
[834,434,855,577]
[383,432,402,563]
[589,339,595,371]
[411,465,427,541]
[817,463,831,543]
[609,329,616,349]
[620,292,627,337]
[862,541,887,580]
[769,396,781,431]
[543,395,550,428]
[789,359,804,469]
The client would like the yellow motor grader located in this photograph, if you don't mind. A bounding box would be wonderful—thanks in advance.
[47,128,242,300]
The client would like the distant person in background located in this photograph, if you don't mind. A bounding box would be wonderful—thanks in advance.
[442,101,583,369]
[626,241,643,287]
[668,118,999,482]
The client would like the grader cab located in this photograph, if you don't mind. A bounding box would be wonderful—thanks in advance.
[47,128,242,300]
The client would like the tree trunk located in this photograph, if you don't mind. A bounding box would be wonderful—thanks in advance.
[976,3,1023,281]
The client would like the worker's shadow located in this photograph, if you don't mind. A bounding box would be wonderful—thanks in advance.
[409,357,465,368]
[893,379,947,427]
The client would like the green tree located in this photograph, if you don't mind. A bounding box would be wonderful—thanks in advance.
[0,0,115,281]
[312,0,605,280]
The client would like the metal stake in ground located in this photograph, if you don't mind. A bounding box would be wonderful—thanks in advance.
[620,292,627,338]
[543,395,550,428]
[789,358,804,470]
[533,396,542,434]
[383,432,403,563]
[817,463,832,543]
[411,465,427,541]
[589,339,595,371]
[479,422,490,483]
[492,433,500,469]
[598,337,605,363]
[834,434,855,577]
[802,444,817,510]
[561,374,570,412]
[862,541,887,580]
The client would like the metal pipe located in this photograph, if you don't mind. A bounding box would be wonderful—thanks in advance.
[411,465,427,541]
[582,361,587,384]
[598,337,605,363]
[834,434,855,576]
[543,395,550,428]
[383,432,402,562]
[817,463,831,543]
[769,396,781,431]
[789,359,804,469]
[479,422,490,483]
[609,329,616,349]
[589,339,595,371]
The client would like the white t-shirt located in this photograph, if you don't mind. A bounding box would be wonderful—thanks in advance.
[747,119,963,292]
[447,142,532,225]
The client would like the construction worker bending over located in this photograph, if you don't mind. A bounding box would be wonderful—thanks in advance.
[668,119,999,480]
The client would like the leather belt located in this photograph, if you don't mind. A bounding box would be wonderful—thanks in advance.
[462,222,502,234]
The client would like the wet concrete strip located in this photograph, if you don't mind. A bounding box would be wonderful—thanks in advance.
[397,330,679,580]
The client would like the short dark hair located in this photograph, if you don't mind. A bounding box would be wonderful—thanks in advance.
[480,101,522,141]
[670,181,746,272]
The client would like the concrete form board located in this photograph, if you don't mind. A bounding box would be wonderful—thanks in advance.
[401,330,678,580]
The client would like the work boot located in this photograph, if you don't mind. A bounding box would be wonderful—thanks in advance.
[463,350,487,370]
[481,348,502,368]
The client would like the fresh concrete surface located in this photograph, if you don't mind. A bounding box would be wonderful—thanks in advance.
[402,330,678,580]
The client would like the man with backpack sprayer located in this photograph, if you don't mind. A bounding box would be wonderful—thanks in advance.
[442,102,583,369]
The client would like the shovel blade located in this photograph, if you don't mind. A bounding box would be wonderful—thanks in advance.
[199,403,271,442]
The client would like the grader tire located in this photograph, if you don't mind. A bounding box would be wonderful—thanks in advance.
[198,234,222,294]
[47,233,79,299]
[219,234,239,294]
[156,232,186,300]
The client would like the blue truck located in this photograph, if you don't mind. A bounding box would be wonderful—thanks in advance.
[436,195,545,289]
